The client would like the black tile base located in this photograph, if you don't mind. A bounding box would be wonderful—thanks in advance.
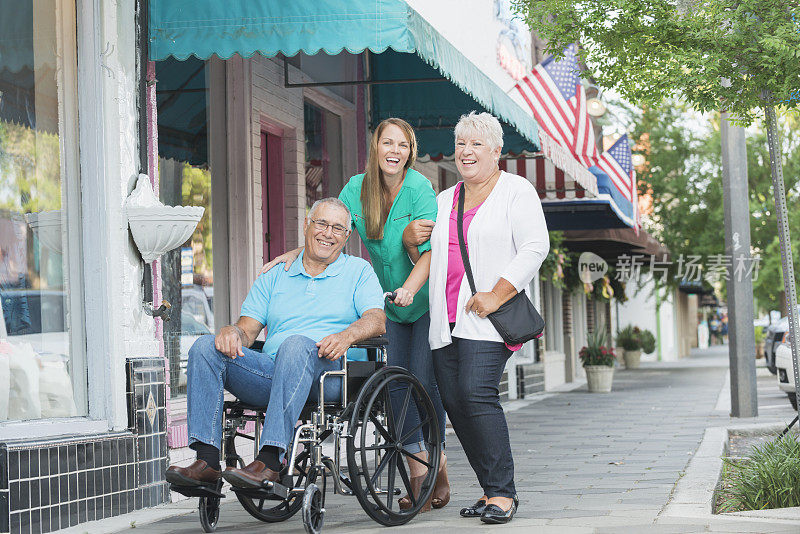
[0,359,169,534]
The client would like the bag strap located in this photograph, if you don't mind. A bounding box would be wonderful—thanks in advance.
[456,183,478,296]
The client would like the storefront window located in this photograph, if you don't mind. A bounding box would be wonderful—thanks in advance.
[304,101,345,209]
[158,159,213,399]
[304,102,327,209]
[0,0,83,421]
[156,58,214,404]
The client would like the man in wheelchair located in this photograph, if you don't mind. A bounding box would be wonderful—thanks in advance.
[166,197,386,489]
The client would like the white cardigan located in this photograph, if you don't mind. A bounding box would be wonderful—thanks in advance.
[428,172,550,350]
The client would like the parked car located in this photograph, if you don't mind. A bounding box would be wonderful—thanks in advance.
[775,339,798,410]
[176,310,212,388]
[764,317,789,375]
[181,284,214,332]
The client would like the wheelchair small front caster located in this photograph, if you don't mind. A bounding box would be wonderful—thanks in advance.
[302,483,325,534]
[199,493,221,532]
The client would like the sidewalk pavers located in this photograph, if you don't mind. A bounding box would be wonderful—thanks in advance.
[61,345,800,533]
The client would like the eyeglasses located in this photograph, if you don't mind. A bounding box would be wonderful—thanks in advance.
[309,218,349,237]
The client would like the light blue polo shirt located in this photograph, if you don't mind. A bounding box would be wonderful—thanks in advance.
[240,251,385,361]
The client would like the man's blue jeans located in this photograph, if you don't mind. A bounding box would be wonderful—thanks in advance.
[187,334,342,456]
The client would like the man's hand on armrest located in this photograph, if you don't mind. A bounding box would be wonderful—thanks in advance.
[215,316,264,359]
[316,308,386,361]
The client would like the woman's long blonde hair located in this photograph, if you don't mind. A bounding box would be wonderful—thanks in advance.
[361,118,417,239]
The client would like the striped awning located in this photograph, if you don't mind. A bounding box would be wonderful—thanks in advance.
[500,130,598,200]
[500,155,592,200]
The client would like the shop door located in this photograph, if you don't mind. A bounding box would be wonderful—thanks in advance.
[261,130,285,262]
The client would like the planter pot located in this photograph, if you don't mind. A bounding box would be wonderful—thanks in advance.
[585,365,614,393]
[127,206,204,262]
[623,349,642,369]
[614,346,625,366]
[125,174,205,263]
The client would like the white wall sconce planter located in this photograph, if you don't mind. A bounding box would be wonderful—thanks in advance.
[126,174,203,320]
[24,211,64,254]
[125,174,204,264]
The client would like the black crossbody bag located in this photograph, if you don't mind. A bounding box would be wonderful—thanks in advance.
[456,185,545,345]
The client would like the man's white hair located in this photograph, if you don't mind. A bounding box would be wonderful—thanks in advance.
[307,197,352,231]
[454,111,504,151]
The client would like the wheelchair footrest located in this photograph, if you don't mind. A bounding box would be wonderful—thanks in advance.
[168,481,225,499]
[230,480,289,500]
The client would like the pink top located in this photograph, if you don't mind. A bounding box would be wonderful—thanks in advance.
[446,183,522,351]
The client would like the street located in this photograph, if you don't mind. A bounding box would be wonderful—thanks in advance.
[90,345,799,534]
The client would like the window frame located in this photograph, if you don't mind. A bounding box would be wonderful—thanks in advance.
[0,0,89,434]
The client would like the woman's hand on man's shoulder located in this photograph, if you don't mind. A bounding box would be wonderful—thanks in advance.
[260,247,303,274]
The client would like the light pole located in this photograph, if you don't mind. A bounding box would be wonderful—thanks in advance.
[721,113,758,417]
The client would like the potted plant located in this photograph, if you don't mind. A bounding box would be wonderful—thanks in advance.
[617,325,642,369]
[640,329,656,356]
[580,329,616,393]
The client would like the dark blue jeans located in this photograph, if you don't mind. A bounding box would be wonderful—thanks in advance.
[433,337,515,498]
[385,312,446,452]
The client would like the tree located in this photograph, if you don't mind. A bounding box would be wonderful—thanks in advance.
[512,1,800,121]
[632,100,800,312]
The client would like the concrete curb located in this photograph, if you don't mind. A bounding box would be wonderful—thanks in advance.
[662,421,800,524]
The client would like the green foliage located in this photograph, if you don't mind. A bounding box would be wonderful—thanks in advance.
[180,164,214,279]
[512,0,800,314]
[718,433,800,512]
[632,99,800,311]
[617,325,643,351]
[512,0,800,125]
[579,328,616,367]
[754,325,766,344]
[0,121,62,212]
[540,231,570,290]
[640,329,656,354]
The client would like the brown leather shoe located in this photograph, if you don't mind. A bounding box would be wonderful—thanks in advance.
[165,460,221,487]
[222,460,280,489]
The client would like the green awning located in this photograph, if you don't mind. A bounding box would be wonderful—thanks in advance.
[370,50,536,157]
[149,0,539,153]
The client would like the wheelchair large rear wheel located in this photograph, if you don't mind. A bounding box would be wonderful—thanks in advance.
[346,366,441,526]
[225,439,308,522]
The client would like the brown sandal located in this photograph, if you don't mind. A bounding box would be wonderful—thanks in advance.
[398,474,432,512]
[431,457,450,509]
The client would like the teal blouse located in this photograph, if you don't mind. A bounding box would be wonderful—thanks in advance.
[338,169,437,324]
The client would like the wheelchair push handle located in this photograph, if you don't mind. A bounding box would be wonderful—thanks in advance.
[384,291,397,302]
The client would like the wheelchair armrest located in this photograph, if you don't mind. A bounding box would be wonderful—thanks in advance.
[350,336,389,349]
[250,340,265,352]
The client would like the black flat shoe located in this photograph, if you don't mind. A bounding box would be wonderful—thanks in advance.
[459,499,487,518]
[480,495,518,524]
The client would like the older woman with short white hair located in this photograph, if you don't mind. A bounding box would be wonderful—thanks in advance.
[395,111,549,524]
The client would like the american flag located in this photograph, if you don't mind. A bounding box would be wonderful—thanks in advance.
[597,133,639,232]
[514,44,598,167]
[597,134,634,204]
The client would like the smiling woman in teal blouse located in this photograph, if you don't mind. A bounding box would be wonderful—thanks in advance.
[261,118,449,511]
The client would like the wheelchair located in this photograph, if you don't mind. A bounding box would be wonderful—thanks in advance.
[169,335,442,534]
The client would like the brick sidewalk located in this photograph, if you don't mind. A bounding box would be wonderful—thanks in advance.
[67,346,800,533]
